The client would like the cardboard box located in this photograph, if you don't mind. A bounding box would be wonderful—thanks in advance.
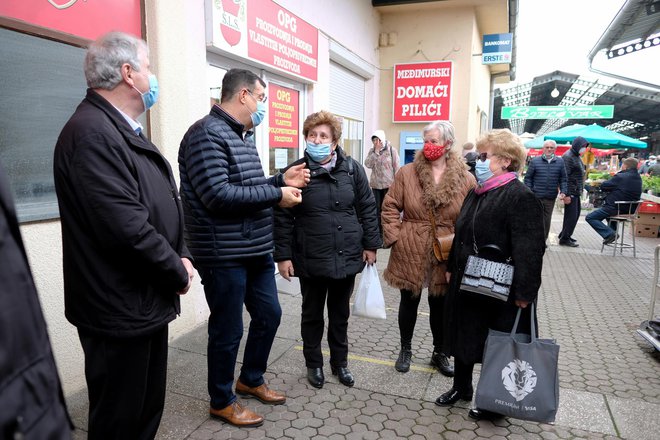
[638,201,660,214]
[636,213,660,226]
[635,223,660,238]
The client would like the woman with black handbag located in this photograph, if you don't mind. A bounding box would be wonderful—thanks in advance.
[435,129,545,421]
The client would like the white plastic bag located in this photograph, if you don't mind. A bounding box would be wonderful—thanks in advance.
[352,264,386,319]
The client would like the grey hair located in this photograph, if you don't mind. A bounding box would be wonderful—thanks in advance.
[84,32,147,90]
[423,120,456,146]
[543,139,557,148]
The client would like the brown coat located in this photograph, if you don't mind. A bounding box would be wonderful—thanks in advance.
[383,151,476,296]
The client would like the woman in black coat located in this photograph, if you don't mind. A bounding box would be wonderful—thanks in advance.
[274,110,382,389]
[435,129,545,421]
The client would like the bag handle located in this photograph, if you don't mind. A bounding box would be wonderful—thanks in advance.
[510,303,536,343]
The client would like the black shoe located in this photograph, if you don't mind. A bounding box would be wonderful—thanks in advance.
[394,346,412,373]
[603,233,618,245]
[430,352,454,377]
[331,366,354,387]
[306,367,324,389]
[468,407,503,420]
[434,387,473,406]
[558,239,579,247]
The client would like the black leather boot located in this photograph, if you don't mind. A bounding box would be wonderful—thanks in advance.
[330,366,354,387]
[394,344,412,373]
[430,351,455,377]
[306,367,324,389]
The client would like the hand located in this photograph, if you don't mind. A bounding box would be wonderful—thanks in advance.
[177,257,195,295]
[278,186,302,208]
[515,300,529,308]
[284,163,311,188]
[558,193,565,199]
[363,249,377,265]
[445,271,451,283]
[563,196,572,205]
[277,260,295,281]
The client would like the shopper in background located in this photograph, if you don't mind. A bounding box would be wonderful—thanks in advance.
[382,120,475,377]
[558,136,589,247]
[53,31,194,439]
[437,129,545,421]
[462,142,478,177]
[274,110,381,390]
[365,129,400,236]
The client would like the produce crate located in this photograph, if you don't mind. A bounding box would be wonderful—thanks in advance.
[636,213,660,226]
[638,201,660,214]
[635,223,660,238]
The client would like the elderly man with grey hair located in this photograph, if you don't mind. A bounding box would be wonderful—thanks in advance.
[523,139,568,241]
[54,31,194,439]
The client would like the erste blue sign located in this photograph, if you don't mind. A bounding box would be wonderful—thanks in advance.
[482,33,512,65]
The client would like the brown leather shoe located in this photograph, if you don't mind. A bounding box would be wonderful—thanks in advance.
[209,401,264,427]
[236,380,286,405]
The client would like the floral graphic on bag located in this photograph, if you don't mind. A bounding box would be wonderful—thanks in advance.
[501,359,537,401]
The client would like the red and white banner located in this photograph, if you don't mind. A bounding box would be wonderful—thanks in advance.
[0,0,142,40]
[268,84,300,148]
[392,61,453,123]
[207,0,318,82]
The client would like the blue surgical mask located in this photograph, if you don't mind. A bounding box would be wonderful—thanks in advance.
[250,100,267,127]
[306,141,333,162]
[134,74,159,112]
[475,159,494,184]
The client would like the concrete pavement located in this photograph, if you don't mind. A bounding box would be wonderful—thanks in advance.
[67,207,660,439]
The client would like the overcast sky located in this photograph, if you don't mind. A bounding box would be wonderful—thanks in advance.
[510,0,659,88]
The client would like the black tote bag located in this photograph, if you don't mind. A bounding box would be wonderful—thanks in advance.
[474,304,560,423]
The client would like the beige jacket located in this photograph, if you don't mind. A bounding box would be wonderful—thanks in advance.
[383,150,476,296]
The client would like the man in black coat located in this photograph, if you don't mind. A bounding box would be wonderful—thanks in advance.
[0,162,73,439]
[586,157,642,244]
[558,136,589,247]
[53,32,194,440]
[524,140,568,240]
[178,68,308,427]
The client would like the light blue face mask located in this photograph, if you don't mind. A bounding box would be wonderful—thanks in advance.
[134,74,159,112]
[475,159,494,184]
[250,100,267,127]
[306,141,333,163]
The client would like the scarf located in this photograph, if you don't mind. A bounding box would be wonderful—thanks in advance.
[474,172,517,195]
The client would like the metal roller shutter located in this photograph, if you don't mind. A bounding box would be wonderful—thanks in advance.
[329,62,365,120]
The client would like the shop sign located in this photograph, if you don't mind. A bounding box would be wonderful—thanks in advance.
[482,33,512,65]
[0,0,142,40]
[268,83,299,149]
[392,61,452,123]
[207,0,318,82]
[502,105,615,120]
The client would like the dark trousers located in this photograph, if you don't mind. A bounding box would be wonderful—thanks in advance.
[539,198,556,240]
[559,195,581,241]
[453,357,475,395]
[78,326,168,440]
[372,188,389,235]
[299,275,356,368]
[398,289,444,350]
[198,255,282,410]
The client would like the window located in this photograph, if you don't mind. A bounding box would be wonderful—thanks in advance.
[0,28,87,222]
[340,117,364,160]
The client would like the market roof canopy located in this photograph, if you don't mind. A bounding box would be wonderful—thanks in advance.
[544,123,647,149]
[493,71,660,140]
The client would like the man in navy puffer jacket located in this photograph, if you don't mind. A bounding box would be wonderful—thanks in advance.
[179,69,308,428]
[524,140,568,240]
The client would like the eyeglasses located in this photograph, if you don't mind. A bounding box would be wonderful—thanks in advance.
[478,152,489,161]
[247,89,268,103]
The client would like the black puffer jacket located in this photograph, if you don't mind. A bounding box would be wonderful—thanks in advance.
[54,89,190,337]
[273,148,382,279]
[562,136,588,196]
[179,105,286,265]
[524,155,567,199]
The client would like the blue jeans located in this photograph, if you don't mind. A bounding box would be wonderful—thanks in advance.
[198,254,282,410]
[586,208,616,239]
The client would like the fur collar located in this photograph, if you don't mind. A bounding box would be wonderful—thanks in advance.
[414,150,468,209]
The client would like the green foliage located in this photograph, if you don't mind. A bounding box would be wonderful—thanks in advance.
[642,175,660,194]
[587,172,611,181]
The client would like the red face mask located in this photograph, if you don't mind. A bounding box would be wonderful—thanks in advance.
[423,142,447,161]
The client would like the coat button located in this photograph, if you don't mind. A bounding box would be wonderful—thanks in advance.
[338,250,343,255]
[335,201,340,206]
[337,225,342,230]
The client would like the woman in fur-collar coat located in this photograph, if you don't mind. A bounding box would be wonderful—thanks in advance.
[382,120,476,377]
